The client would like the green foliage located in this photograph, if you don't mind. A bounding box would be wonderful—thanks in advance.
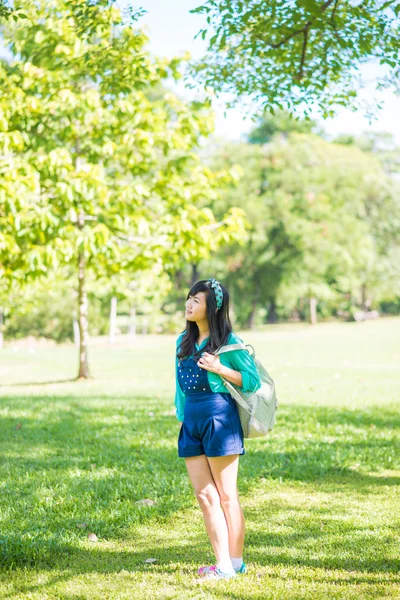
[0,0,247,282]
[2,282,115,342]
[0,0,249,366]
[200,131,400,325]
[4,286,75,343]
[1,267,178,342]
[248,111,318,144]
[0,1,28,20]
[333,131,400,177]
[190,0,400,116]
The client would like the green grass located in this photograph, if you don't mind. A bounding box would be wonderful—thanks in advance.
[0,318,399,599]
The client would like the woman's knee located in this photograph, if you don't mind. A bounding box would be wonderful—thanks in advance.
[196,484,220,510]
[219,490,240,510]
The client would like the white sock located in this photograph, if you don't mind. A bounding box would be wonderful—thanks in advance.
[230,557,243,570]
[217,558,235,574]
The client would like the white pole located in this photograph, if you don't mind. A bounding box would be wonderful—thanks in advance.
[109,296,117,345]
[128,305,136,342]
[0,307,3,349]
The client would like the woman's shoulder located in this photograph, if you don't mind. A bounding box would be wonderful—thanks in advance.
[176,331,185,348]
[227,331,245,345]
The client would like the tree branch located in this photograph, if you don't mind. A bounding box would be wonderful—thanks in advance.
[267,0,336,50]
[296,24,310,80]
[268,24,310,50]
[331,0,340,25]
[330,0,343,42]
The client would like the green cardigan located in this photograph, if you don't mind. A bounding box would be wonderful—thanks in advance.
[174,331,261,422]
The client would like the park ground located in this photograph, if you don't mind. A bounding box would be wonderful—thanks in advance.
[0,318,399,599]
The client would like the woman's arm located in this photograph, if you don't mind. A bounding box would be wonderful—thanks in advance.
[174,335,185,422]
[174,376,185,422]
[218,363,243,387]
[197,352,243,386]
[197,334,261,393]
[222,334,261,393]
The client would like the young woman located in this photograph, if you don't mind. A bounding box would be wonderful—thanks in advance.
[174,278,261,581]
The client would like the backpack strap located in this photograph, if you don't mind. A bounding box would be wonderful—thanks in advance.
[214,343,255,358]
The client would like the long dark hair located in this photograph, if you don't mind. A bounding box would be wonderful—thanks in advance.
[177,279,232,360]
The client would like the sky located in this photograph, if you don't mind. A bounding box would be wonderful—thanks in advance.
[117,0,400,143]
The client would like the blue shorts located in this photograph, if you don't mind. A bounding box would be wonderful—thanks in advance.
[178,392,245,458]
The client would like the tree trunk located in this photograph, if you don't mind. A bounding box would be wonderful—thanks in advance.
[73,319,80,347]
[309,296,317,325]
[75,145,90,377]
[361,284,366,309]
[175,269,184,288]
[109,296,117,346]
[77,248,90,378]
[246,298,258,329]
[267,299,278,324]
[298,296,306,321]
[360,284,371,310]
[190,263,199,286]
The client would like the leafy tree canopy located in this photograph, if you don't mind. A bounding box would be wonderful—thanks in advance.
[248,110,319,144]
[190,0,400,117]
[203,131,400,325]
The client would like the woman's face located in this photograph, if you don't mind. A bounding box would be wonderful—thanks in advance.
[185,291,208,323]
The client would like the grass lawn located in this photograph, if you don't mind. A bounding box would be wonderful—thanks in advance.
[0,318,399,599]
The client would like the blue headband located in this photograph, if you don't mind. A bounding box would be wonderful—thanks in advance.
[208,278,223,310]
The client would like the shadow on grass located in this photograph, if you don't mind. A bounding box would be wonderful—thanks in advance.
[1,524,399,600]
[0,395,399,587]
[1,520,399,600]
[239,403,399,494]
[0,379,79,387]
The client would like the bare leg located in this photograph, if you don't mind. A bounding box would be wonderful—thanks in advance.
[184,455,231,563]
[207,454,244,558]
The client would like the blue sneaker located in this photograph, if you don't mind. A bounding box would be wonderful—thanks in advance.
[199,566,236,580]
[235,562,247,574]
[198,563,246,577]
